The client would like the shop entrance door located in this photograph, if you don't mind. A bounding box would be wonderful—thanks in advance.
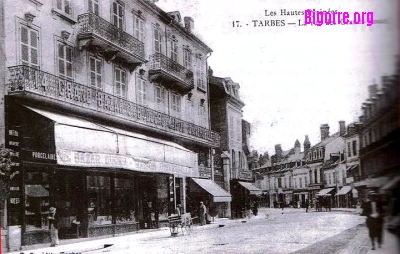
[137,175,157,229]
[53,171,85,239]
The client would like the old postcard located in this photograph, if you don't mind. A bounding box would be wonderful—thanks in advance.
[0,0,398,253]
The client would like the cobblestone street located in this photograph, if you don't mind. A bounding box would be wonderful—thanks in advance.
[11,208,400,254]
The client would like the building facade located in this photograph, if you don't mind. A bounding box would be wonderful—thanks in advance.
[209,76,257,218]
[254,122,348,208]
[355,66,399,198]
[1,0,226,249]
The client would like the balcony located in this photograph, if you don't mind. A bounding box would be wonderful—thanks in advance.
[148,53,194,93]
[77,13,146,69]
[7,66,220,147]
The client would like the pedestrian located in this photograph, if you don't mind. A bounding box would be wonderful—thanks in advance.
[175,204,182,216]
[305,199,309,212]
[199,201,207,226]
[245,202,252,218]
[47,207,59,247]
[252,201,259,216]
[362,191,384,250]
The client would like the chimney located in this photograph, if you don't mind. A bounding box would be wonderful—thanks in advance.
[339,121,346,136]
[274,144,282,160]
[294,139,301,154]
[184,16,194,33]
[368,84,378,98]
[304,135,311,154]
[320,124,330,141]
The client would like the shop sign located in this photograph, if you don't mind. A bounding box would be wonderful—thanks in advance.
[57,150,199,177]
[308,185,321,190]
[5,126,23,225]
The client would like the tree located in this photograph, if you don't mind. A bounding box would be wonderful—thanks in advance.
[0,145,16,222]
[0,145,15,252]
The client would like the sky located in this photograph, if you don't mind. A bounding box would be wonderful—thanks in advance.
[156,0,398,155]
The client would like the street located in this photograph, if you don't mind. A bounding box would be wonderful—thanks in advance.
[100,209,366,254]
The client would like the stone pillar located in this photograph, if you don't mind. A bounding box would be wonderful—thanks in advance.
[221,152,231,218]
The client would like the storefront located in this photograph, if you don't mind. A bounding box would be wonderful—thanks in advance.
[293,190,309,208]
[187,178,231,220]
[6,101,199,246]
[230,180,262,218]
[335,186,353,208]
[316,188,335,209]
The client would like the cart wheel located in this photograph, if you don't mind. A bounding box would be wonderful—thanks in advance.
[185,221,193,235]
[170,224,178,236]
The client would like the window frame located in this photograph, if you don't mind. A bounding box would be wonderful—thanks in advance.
[153,25,163,54]
[114,66,127,98]
[352,140,357,156]
[133,15,145,42]
[55,0,73,17]
[170,39,178,62]
[88,55,103,90]
[183,48,192,69]
[155,85,167,112]
[111,0,125,30]
[57,41,74,80]
[19,23,40,69]
[87,0,100,15]
[136,77,147,105]
[196,55,205,91]
[171,92,181,115]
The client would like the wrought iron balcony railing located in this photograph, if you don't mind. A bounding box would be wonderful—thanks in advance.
[7,66,220,147]
[149,53,194,92]
[77,13,145,62]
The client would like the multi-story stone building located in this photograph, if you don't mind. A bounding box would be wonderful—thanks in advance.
[355,63,399,198]
[341,122,362,207]
[305,123,345,202]
[1,0,226,249]
[254,122,347,208]
[209,76,257,218]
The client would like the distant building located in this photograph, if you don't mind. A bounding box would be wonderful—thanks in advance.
[355,64,400,198]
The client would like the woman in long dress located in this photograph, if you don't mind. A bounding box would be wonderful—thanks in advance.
[48,207,59,247]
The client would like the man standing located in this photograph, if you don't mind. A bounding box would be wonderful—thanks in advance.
[362,191,384,250]
[305,199,309,213]
[199,202,207,226]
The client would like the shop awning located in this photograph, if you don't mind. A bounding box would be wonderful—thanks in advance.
[25,185,49,197]
[317,188,334,196]
[335,186,352,196]
[238,181,263,195]
[24,106,199,177]
[380,176,400,191]
[367,177,390,188]
[191,178,232,202]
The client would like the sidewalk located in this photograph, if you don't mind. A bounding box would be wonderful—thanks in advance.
[338,223,400,254]
[7,217,249,254]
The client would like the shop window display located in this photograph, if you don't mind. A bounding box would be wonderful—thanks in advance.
[114,178,136,224]
[157,175,169,222]
[87,175,112,226]
[24,171,50,231]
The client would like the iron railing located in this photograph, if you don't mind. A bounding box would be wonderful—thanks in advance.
[149,53,194,89]
[7,66,220,146]
[77,13,145,60]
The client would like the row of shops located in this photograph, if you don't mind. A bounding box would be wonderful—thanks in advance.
[5,100,237,247]
[263,185,358,208]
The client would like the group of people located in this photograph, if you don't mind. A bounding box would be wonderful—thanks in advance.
[176,201,208,226]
